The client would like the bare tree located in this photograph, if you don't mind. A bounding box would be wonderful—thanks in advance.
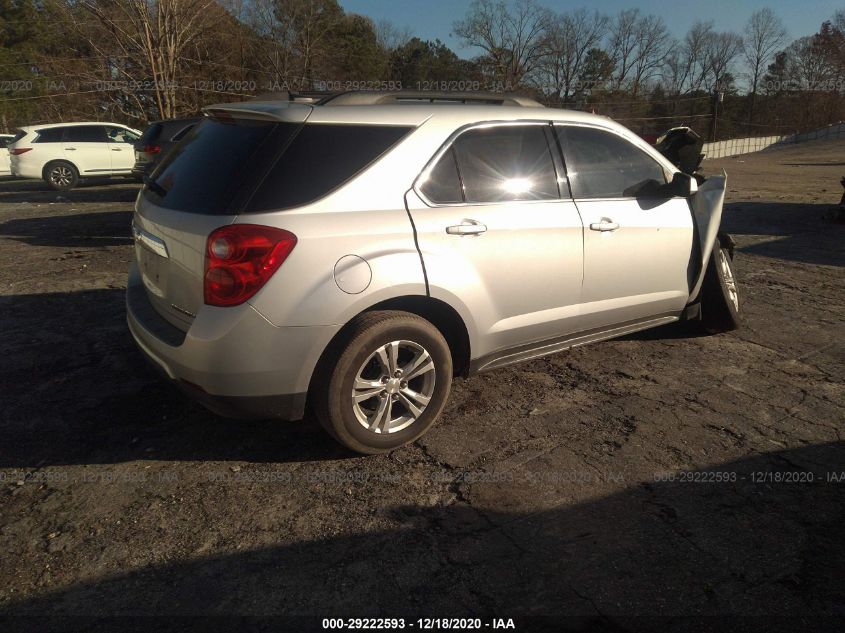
[67,0,222,120]
[704,31,743,92]
[609,8,639,88]
[375,18,412,53]
[453,0,552,87]
[535,8,608,103]
[630,14,670,96]
[608,9,671,95]
[743,8,787,124]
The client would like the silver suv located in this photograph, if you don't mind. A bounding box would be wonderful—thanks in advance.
[127,92,739,454]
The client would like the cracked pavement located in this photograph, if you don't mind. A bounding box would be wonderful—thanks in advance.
[0,140,843,628]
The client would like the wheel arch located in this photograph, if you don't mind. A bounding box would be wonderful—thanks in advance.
[308,295,472,403]
[42,158,79,181]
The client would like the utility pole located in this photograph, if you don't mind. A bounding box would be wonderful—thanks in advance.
[711,89,723,142]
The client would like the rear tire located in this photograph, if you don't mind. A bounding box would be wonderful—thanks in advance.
[701,236,742,333]
[311,311,453,454]
[44,160,78,191]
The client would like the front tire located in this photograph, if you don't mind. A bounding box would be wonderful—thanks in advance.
[701,236,742,333]
[44,160,79,191]
[311,311,453,454]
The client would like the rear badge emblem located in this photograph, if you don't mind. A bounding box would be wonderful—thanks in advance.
[170,304,196,318]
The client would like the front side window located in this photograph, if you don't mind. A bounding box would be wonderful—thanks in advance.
[421,124,559,204]
[556,125,667,199]
[106,126,139,143]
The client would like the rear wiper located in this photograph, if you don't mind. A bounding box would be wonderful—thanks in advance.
[143,173,167,197]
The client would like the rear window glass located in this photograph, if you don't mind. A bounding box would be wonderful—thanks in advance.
[138,123,163,146]
[11,130,27,144]
[244,124,412,212]
[143,117,300,215]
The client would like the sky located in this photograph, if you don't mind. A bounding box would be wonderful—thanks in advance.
[339,0,842,56]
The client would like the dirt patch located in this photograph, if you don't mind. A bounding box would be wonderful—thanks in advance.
[0,144,843,625]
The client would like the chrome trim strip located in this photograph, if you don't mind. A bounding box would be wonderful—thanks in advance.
[132,222,169,259]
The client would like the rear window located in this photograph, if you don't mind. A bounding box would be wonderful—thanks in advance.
[11,130,26,144]
[137,123,163,146]
[244,124,412,212]
[143,117,300,215]
[144,118,412,214]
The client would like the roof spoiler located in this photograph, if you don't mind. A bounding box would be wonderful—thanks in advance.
[203,99,312,124]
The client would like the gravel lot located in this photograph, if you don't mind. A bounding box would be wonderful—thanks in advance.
[0,140,843,629]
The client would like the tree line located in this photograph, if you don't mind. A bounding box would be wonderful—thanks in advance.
[1,0,844,140]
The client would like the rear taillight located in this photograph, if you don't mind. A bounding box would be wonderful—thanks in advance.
[204,225,297,307]
[9,148,32,155]
[143,145,160,154]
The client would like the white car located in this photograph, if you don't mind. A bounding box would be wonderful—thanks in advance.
[8,122,141,190]
[0,134,14,176]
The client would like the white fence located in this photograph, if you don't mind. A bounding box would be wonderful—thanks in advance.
[701,121,845,159]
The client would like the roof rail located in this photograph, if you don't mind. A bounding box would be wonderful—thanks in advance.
[317,91,543,107]
[250,91,325,104]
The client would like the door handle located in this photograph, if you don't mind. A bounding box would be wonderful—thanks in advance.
[111,148,122,151]
[65,147,76,151]
[589,219,620,232]
[446,221,487,236]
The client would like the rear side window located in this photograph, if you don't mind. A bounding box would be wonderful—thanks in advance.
[0,137,10,149]
[144,117,299,215]
[420,147,463,203]
[244,124,412,212]
[64,126,108,143]
[557,126,667,199]
[448,125,558,203]
[34,128,64,143]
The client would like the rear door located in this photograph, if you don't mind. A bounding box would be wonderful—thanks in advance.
[105,125,139,172]
[133,113,307,331]
[556,124,694,329]
[406,122,585,357]
[62,125,111,174]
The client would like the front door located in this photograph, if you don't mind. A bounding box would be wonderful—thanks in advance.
[555,124,694,329]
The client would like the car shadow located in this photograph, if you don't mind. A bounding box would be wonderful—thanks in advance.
[1,442,842,626]
[0,210,133,248]
[0,289,350,468]
[721,201,845,268]
[0,178,139,204]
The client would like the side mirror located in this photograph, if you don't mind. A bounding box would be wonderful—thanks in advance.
[669,172,697,197]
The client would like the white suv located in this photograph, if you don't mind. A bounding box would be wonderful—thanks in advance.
[0,134,14,176]
[8,122,141,190]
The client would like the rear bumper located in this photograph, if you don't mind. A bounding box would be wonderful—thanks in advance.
[10,159,40,179]
[126,263,340,420]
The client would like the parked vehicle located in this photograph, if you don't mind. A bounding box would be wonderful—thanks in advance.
[0,134,14,175]
[132,117,201,180]
[127,91,739,454]
[8,122,141,190]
